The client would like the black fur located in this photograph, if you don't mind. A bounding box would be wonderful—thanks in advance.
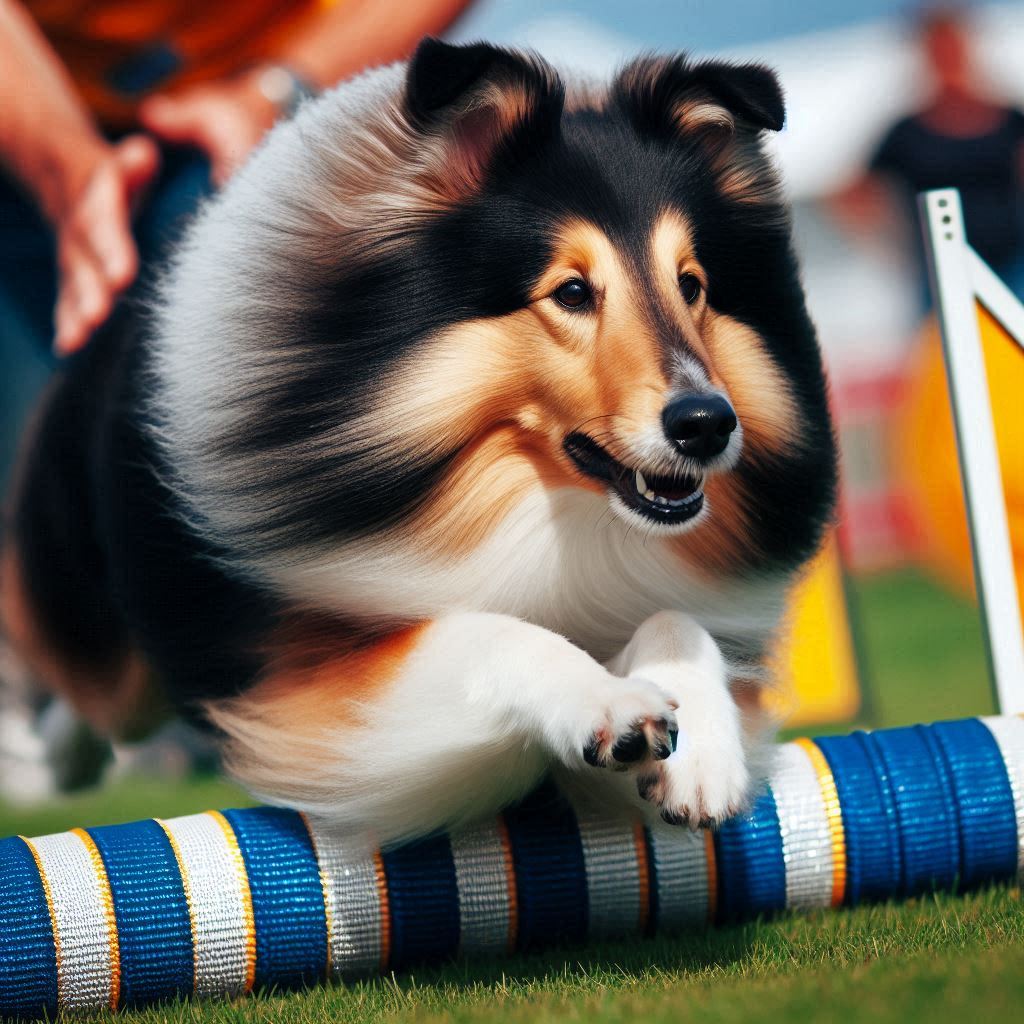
[9,308,274,716]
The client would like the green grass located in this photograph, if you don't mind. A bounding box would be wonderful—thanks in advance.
[847,566,993,727]
[1,568,1016,1023]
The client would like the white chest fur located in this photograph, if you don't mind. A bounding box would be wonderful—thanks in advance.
[264,487,788,662]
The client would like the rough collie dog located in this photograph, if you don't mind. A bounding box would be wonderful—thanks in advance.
[1,40,836,842]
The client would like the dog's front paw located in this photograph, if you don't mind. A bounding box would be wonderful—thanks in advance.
[636,727,750,828]
[577,678,678,770]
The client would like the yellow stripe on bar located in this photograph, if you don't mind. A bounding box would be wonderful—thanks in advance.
[71,829,121,1010]
[373,850,391,971]
[633,821,651,934]
[207,812,257,994]
[497,815,518,954]
[793,737,847,907]
[19,836,62,1002]
[703,829,718,924]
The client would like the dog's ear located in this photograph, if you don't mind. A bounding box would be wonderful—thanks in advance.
[405,39,563,193]
[407,38,522,119]
[615,55,784,150]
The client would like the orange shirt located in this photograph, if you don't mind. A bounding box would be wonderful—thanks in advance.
[26,0,325,127]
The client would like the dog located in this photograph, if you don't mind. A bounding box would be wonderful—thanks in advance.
[0,39,836,843]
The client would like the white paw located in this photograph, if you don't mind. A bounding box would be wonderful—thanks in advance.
[636,723,751,827]
[571,675,679,770]
[610,610,752,826]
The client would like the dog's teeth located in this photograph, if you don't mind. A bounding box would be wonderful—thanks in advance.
[655,495,669,506]
[645,489,656,501]
[635,469,647,494]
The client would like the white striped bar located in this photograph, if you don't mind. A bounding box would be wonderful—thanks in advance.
[450,821,513,955]
[982,715,1024,875]
[304,822,386,976]
[159,812,254,999]
[646,823,710,929]
[771,743,834,910]
[577,810,645,938]
[25,831,117,1012]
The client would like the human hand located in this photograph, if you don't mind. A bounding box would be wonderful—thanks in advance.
[138,71,280,187]
[51,134,160,355]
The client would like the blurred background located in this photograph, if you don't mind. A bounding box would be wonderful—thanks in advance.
[1,0,1023,828]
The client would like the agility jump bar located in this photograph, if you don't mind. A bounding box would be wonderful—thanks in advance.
[3,714,1023,1017]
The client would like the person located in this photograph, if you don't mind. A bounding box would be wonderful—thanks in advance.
[831,5,1024,307]
[0,0,474,486]
[0,0,473,795]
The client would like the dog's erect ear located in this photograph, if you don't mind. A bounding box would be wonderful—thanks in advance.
[615,55,784,148]
[405,39,563,194]
[407,38,523,119]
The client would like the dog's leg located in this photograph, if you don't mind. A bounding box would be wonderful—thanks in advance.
[601,610,757,828]
[209,613,678,845]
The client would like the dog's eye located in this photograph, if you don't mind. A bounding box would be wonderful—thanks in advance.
[679,273,702,305]
[553,279,592,310]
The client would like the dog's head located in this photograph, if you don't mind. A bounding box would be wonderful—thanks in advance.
[154,40,836,599]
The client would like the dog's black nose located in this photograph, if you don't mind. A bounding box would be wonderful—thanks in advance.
[662,394,738,461]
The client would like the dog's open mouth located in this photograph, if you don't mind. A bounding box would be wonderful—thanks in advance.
[564,432,704,524]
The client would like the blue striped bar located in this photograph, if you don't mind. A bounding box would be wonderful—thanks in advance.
[815,732,899,904]
[713,787,785,922]
[223,809,327,990]
[88,819,192,1006]
[866,726,959,896]
[5,715,1024,1021]
[380,834,459,970]
[503,785,588,950]
[0,836,57,1017]
[927,720,1018,888]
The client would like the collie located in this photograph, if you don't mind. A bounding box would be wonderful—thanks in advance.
[1,39,836,843]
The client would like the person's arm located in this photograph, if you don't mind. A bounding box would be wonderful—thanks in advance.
[0,0,159,354]
[139,0,474,184]
[824,123,904,240]
[277,0,474,90]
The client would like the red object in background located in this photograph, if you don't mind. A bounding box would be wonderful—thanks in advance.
[830,365,922,571]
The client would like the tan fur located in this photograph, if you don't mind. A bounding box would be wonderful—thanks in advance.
[703,314,800,449]
[674,97,735,138]
[417,425,591,556]
[670,478,755,578]
[648,210,711,366]
[209,623,428,798]
[713,144,783,208]
[383,218,682,555]
[564,81,606,113]
[0,546,165,739]
[371,213,801,573]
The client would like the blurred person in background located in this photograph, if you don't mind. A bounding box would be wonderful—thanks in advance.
[0,0,473,487]
[831,4,1024,308]
[827,4,1024,626]
[0,0,471,794]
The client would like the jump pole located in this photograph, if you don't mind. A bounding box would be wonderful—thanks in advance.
[3,713,1024,1017]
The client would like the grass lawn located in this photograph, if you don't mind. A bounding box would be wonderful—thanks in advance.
[1,567,1017,1024]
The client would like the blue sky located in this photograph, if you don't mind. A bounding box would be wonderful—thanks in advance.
[452,0,999,52]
